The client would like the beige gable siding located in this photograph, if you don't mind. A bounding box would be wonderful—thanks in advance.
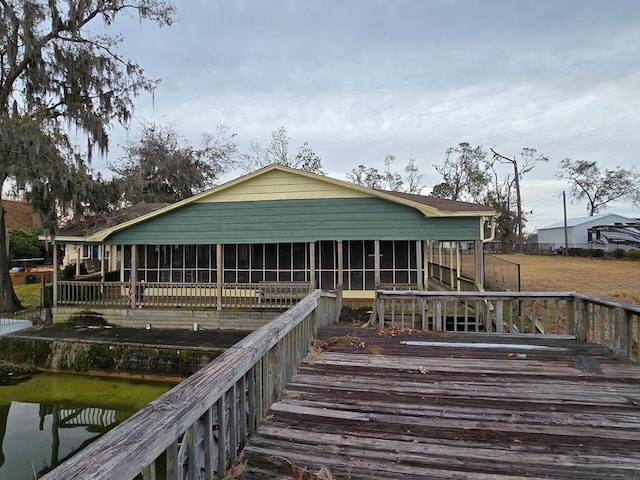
[195,169,370,203]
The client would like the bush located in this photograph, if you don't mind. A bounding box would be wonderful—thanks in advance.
[611,248,627,259]
[627,250,640,260]
[567,248,581,257]
[590,249,605,258]
[60,263,88,280]
[9,229,46,259]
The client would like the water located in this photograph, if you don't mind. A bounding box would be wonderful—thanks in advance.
[0,372,175,479]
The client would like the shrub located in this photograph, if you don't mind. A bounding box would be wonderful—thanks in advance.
[611,248,627,259]
[567,248,581,256]
[60,263,88,280]
[590,249,605,258]
[627,250,640,260]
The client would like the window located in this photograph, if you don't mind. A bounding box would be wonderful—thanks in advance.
[223,243,309,285]
[132,244,218,284]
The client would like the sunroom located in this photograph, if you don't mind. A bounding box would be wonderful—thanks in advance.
[52,165,495,326]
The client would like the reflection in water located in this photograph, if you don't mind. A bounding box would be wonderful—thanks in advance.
[0,373,174,480]
[0,403,8,467]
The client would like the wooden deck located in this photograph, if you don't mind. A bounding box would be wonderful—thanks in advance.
[235,325,640,479]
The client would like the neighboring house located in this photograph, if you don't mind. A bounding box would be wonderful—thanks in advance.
[53,165,496,304]
[58,203,168,273]
[537,213,638,251]
[3,199,41,232]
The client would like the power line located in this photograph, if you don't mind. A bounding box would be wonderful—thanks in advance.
[523,194,560,206]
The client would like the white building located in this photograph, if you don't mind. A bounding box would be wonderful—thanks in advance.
[538,214,638,251]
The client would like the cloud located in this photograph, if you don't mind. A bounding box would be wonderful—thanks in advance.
[91,0,640,229]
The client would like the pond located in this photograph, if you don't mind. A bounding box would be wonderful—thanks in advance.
[0,372,175,479]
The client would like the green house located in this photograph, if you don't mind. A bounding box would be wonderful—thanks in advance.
[53,165,496,326]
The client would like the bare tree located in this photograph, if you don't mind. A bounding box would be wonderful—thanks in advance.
[383,155,404,191]
[348,156,425,193]
[241,126,324,174]
[557,158,640,216]
[490,147,548,253]
[346,165,383,189]
[404,159,425,194]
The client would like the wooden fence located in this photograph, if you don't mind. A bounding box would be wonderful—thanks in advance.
[376,290,640,362]
[40,289,339,480]
[56,281,312,310]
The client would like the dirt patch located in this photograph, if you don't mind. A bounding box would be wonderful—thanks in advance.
[495,254,640,304]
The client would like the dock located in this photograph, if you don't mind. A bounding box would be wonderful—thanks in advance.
[237,325,640,479]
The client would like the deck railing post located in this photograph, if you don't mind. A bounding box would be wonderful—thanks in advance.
[434,299,442,331]
[566,297,575,336]
[574,296,589,342]
[613,307,632,361]
[377,296,385,328]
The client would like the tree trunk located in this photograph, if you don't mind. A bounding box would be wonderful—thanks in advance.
[0,201,23,313]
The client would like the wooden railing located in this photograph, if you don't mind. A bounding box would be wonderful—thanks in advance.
[376,290,640,362]
[56,281,312,310]
[40,289,339,480]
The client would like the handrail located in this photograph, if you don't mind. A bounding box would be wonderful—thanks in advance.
[55,280,312,310]
[375,290,640,362]
[41,289,338,480]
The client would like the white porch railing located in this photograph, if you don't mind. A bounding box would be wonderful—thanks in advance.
[40,289,339,480]
[375,290,640,362]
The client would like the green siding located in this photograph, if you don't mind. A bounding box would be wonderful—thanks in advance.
[106,198,482,245]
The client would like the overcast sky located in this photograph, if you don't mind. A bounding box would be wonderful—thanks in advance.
[97,0,640,232]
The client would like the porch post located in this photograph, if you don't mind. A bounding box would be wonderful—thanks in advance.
[130,245,137,309]
[455,241,462,291]
[336,241,343,291]
[100,244,106,279]
[52,239,58,307]
[438,242,443,283]
[120,244,125,282]
[475,240,484,289]
[309,242,316,289]
[374,240,380,287]
[449,242,455,289]
[216,244,223,311]
[75,247,81,277]
[422,241,429,291]
[416,240,423,290]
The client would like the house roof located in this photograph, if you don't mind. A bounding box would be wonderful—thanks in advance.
[378,190,493,213]
[540,213,636,230]
[61,165,497,243]
[58,203,168,238]
[2,200,41,231]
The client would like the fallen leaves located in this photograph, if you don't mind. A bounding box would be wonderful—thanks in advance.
[378,326,416,337]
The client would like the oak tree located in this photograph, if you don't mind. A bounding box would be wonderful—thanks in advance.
[0,0,175,312]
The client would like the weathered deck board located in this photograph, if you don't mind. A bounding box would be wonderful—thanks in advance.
[234,326,640,479]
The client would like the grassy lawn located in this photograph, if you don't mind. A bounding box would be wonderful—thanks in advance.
[496,254,640,305]
[13,283,48,309]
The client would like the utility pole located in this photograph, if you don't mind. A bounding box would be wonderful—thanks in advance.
[490,148,524,254]
[562,191,569,255]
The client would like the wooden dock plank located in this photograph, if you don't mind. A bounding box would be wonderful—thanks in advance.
[233,326,640,479]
